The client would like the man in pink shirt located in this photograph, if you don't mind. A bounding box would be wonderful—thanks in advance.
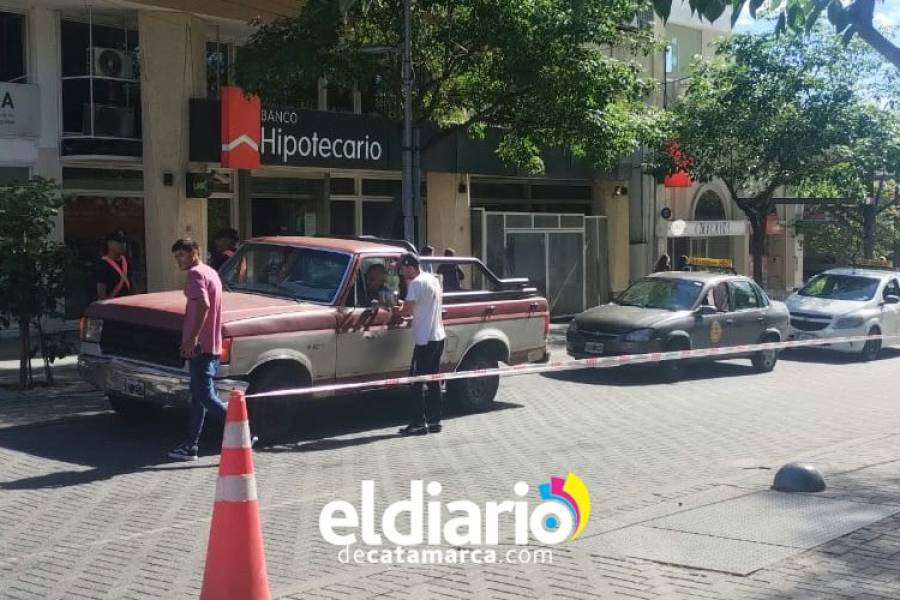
[168,238,227,461]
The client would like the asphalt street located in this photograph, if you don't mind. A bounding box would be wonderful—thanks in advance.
[2,345,900,599]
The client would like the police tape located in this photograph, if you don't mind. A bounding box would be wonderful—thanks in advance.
[246,332,900,399]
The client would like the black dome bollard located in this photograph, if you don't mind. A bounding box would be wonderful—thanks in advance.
[772,463,826,493]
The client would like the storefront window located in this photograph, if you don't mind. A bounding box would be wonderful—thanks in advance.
[330,200,355,235]
[1,12,26,82]
[63,195,146,319]
[362,200,402,238]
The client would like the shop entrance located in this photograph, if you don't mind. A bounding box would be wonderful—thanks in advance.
[471,210,608,317]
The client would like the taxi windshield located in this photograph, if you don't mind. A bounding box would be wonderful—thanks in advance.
[798,274,879,302]
[617,278,704,311]
[220,243,351,304]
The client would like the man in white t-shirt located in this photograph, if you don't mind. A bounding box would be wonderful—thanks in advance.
[393,253,446,435]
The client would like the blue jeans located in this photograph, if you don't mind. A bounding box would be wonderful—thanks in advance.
[187,353,226,447]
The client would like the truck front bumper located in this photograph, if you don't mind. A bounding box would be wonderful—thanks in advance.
[77,354,248,407]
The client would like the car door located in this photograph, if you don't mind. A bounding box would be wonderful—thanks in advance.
[694,281,741,350]
[728,279,768,345]
[881,278,900,338]
[335,256,415,380]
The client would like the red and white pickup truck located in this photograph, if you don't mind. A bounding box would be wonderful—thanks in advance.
[78,236,550,436]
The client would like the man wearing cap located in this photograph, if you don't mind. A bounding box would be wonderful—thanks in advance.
[394,253,446,435]
[95,231,133,300]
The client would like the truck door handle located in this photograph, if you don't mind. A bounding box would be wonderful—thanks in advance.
[484,305,496,315]
[529,302,539,310]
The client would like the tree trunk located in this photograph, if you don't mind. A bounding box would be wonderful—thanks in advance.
[862,204,876,259]
[35,319,54,385]
[17,319,31,390]
[749,216,766,286]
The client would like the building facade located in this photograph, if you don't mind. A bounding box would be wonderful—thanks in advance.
[0,0,798,329]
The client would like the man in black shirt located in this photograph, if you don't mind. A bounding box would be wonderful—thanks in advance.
[96,231,133,300]
[436,248,465,291]
[209,228,239,271]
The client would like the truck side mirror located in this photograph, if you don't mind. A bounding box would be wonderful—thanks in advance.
[884,294,900,305]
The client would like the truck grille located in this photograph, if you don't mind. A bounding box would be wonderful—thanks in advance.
[100,320,183,368]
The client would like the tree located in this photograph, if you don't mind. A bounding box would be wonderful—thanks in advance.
[0,177,69,389]
[235,0,666,174]
[650,30,895,283]
[652,0,900,72]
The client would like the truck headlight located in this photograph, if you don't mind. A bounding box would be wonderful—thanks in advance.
[81,318,103,342]
[834,315,865,329]
[624,328,654,343]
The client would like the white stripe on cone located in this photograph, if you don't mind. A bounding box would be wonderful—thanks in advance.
[214,474,258,503]
[222,422,252,449]
[247,332,900,400]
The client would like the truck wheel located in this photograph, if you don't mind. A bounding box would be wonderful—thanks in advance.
[751,334,779,373]
[659,339,689,383]
[107,394,158,420]
[859,327,882,362]
[246,363,309,442]
[449,350,500,413]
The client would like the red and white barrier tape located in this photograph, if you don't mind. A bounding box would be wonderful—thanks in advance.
[247,333,900,399]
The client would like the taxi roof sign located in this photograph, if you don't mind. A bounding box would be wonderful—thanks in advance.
[687,257,733,268]
[853,258,896,270]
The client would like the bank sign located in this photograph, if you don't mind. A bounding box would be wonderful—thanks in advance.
[214,86,392,170]
[0,82,39,138]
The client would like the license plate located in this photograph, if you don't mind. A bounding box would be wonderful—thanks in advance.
[584,342,605,354]
[122,378,145,398]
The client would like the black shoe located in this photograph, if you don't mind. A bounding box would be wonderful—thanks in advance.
[250,435,259,448]
[427,423,442,433]
[168,444,199,461]
[398,423,428,436]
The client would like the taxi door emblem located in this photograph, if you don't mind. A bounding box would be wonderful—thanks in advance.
[710,320,723,344]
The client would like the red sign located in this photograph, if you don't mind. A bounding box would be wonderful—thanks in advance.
[221,86,261,169]
[664,172,691,188]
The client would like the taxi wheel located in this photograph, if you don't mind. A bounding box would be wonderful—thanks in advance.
[659,340,689,383]
[449,350,500,412]
[107,394,159,420]
[751,334,779,373]
[859,327,882,362]
[247,363,309,442]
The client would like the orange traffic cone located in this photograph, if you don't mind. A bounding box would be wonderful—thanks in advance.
[200,390,271,600]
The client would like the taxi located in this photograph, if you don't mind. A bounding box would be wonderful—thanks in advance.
[566,270,790,381]
[680,257,738,275]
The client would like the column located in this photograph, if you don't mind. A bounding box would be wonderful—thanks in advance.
[592,180,630,296]
[425,171,471,256]
[28,7,62,184]
[139,12,208,292]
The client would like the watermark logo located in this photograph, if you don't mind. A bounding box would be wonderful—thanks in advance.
[319,473,590,565]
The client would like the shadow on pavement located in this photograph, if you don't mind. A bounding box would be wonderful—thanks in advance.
[257,391,522,452]
[779,346,900,364]
[541,359,761,387]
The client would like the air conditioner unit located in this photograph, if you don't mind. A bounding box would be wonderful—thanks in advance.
[88,47,134,79]
[82,104,136,138]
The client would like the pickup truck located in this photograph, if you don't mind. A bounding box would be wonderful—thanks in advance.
[78,236,550,437]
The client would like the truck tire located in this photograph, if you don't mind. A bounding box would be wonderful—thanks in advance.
[751,333,779,373]
[859,326,882,362]
[659,339,689,383]
[448,349,500,413]
[246,363,309,442]
[107,393,158,420]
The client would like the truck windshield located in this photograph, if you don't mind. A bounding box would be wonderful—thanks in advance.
[617,278,704,311]
[798,274,879,301]
[220,243,350,304]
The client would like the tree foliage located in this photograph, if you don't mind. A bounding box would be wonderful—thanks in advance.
[0,177,69,389]
[653,0,900,71]
[235,0,666,174]
[649,30,898,283]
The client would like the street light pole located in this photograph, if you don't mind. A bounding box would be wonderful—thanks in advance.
[401,0,415,245]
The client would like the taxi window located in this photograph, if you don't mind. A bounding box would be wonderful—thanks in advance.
[730,280,760,310]
[702,282,730,312]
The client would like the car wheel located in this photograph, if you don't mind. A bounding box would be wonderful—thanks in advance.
[859,327,882,362]
[107,393,159,421]
[659,339,689,383]
[246,363,309,442]
[449,350,500,412]
[751,334,779,373]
